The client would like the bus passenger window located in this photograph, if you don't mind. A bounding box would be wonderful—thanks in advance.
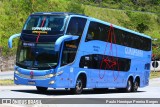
[86,29,94,41]
[86,22,97,41]
[66,17,87,37]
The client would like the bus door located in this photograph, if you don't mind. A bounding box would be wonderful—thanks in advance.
[79,53,96,87]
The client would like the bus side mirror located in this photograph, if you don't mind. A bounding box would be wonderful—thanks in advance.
[54,35,79,51]
[8,33,21,48]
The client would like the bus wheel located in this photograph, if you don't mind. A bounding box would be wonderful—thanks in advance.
[71,77,83,94]
[125,79,133,92]
[132,80,139,92]
[36,86,48,92]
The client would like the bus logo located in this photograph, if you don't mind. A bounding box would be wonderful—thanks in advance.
[30,71,34,79]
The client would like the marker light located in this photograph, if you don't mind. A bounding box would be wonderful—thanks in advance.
[49,81,55,84]
[56,71,63,76]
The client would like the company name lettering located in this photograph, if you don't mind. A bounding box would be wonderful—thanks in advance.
[32,27,51,31]
[125,47,143,57]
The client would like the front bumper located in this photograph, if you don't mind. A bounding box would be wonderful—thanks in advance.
[14,73,56,88]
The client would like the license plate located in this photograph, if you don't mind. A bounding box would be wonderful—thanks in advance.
[28,81,35,85]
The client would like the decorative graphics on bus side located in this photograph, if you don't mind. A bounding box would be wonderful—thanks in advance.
[99,24,120,81]
[36,17,46,43]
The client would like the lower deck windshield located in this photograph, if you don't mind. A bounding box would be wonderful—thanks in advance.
[16,41,58,70]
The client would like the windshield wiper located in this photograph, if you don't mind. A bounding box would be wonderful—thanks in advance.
[48,63,53,69]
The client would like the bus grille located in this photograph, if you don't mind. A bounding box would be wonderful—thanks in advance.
[18,73,47,80]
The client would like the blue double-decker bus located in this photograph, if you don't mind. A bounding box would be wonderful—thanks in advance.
[8,12,152,94]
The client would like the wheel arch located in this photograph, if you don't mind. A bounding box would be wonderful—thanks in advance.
[134,76,140,87]
[74,71,87,88]
[127,75,134,85]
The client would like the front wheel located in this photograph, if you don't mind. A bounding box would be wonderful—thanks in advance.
[70,77,84,94]
[36,86,48,92]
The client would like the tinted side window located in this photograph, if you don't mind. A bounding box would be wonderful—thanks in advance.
[66,17,87,36]
[85,21,151,51]
[79,54,131,72]
[85,22,109,42]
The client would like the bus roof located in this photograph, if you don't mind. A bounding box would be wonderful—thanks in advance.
[31,12,87,16]
[31,12,151,39]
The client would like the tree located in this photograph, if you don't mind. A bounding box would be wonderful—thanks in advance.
[136,23,149,33]
[149,0,160,5]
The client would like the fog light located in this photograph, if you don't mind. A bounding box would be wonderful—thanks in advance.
[15,77,17,80]
[49,81,55,84]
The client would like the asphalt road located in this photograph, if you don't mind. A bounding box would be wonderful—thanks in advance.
[0,78,160,107]
[0,71,14,80]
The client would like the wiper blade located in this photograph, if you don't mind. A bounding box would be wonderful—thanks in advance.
[48,63,53,69]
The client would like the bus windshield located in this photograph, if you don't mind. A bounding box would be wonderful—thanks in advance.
[16,42,58,70]
[23,15,67,35]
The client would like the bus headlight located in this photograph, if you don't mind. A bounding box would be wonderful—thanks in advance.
[46,74,54,78]
[46,71,63,78]
[14,77,17,80]
[15,70,20,75]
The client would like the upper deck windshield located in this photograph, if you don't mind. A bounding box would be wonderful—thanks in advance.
[23,15,67,35]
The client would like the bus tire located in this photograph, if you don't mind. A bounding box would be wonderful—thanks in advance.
[71,76,84,94]
[36,86,48,92]
[132,80,139,92]
[119,78,133,93]
[125,78,133,92]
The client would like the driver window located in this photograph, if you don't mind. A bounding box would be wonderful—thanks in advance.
[61,40,78,66]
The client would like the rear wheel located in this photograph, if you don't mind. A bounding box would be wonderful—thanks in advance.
[132,80,139,92]
[125,79,133,92]
[36,86,48,92]
[71,77,84,94]
[119,79,133,93]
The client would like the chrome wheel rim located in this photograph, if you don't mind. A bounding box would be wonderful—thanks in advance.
[127,80,131,91]
[134,82,138,91]
[76,79,82,92]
